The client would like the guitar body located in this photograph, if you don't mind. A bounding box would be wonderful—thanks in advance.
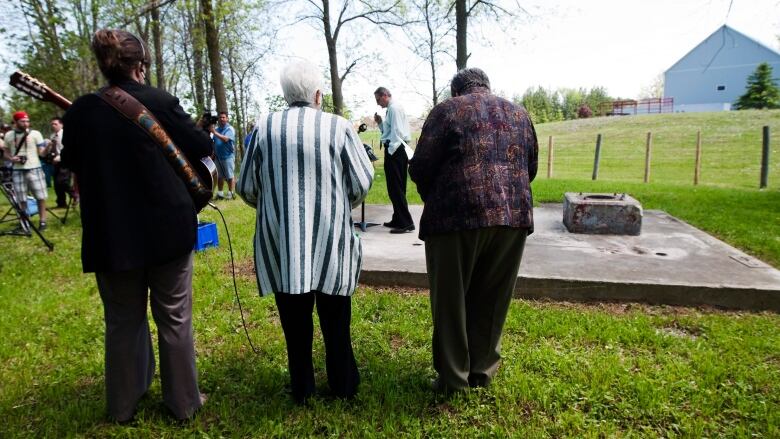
[10,71,216,212]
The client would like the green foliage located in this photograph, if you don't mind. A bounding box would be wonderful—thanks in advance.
[734,62,780,110]
[265,94,288,113]
[515,86,614,124]
[0,184,779,436]
[323,94,352,119]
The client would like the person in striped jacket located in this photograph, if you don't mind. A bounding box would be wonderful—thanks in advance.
[237,60,374,404]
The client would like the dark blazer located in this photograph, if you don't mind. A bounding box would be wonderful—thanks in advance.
[62,80,213,273]
[409,87,538,241]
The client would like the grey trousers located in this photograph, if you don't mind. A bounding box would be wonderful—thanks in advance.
[95,252,201,421]
[425,227,528,391]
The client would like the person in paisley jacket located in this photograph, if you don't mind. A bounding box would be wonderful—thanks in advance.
[409,67,538,393]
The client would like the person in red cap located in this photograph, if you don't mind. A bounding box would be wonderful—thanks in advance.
[2,111,48,230]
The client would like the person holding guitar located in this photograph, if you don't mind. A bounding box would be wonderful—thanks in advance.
[60,29,212,423]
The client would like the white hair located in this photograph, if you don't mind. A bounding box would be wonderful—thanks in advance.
[280,60,322,105]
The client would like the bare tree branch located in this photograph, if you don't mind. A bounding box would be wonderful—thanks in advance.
[120,0,178,27]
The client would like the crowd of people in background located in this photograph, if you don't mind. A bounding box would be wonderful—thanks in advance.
[0,111,65,232]
[2,28,538,423]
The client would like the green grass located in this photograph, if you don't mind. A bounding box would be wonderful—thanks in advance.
[533,110,780,190]
[366,109,780,190]
[0,111,778,436]
[0,198,779,437]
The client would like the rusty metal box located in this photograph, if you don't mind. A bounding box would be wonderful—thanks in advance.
[563,193,642,235]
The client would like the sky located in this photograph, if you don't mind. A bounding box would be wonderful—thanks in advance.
[264,0,780,119]
[1,0,779,120]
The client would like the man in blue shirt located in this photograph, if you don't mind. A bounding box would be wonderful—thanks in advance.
[374,87,414,233]
[211,111,236,199]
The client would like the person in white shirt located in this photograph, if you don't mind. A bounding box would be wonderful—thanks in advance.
[374,87,414,233]
[2,111,48,230]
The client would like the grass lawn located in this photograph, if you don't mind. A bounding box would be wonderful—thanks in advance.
[1,177,779,436]
[0,110,778,436]
[534,110,780,190]
[365,109,780,190]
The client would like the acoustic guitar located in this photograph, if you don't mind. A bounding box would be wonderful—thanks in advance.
[9,71,216,212]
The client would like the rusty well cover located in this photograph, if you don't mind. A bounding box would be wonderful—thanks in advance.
[563,192,642,235]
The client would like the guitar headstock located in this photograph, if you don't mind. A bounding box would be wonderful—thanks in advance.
[9,71,72,110]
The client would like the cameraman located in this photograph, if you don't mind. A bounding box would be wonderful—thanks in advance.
[210,111,236,200]
[2,111,48,230]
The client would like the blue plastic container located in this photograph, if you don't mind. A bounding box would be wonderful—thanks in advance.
[194,222,219,251]
[25,196,38,216]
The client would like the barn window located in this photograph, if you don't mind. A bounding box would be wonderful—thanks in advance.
[716,85,726,91]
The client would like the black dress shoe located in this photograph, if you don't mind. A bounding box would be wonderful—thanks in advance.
[383,221,398,228]
[389,224,415,234]
[430,377,462,394]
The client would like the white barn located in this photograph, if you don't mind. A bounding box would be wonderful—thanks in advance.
[664,25,780,112]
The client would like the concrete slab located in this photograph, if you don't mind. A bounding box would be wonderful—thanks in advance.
[353,204,780,311]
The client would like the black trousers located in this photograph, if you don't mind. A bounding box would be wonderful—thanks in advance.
[53,164,73,207]
[426,227,528,391]
[383,143,413,227]
[274,291,360,403]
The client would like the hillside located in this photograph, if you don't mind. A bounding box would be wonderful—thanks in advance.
[533,110,780,190]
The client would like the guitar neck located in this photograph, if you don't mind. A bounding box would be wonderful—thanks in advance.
[46,92,72,110]
[9,71,72,110]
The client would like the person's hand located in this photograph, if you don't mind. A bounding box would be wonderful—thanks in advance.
[53,155,61,164]
[208,125,216,134]
[374,113,382,124]
[10,155,23,164]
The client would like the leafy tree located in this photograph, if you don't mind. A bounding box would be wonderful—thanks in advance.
[265,95,288,113]
[322,94,352,120]
[513,85,613,122]
[516,86,562,124]
[734,62,780,110]
[577,104,592,118]
[584,86,612,116]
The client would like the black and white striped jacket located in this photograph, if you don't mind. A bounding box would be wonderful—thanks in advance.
[237,105,374,296]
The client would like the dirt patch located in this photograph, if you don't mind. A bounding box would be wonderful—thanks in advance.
[389,333,404,351]
[518,298,755,317]
[225,258,256,278]
[359,284,429,296]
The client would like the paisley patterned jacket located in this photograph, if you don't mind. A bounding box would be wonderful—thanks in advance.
[409,87,538,241]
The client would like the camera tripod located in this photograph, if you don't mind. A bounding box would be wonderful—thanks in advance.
[0,176,55,251]
[45,188,79,225]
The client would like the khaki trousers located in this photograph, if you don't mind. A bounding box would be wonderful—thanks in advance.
[95,252,201,421]
[425,227,528,390]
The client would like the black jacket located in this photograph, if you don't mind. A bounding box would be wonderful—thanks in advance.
[62,80,213,273]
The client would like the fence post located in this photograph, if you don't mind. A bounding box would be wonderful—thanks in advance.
[644,132,652,183]
[761,126,770,189]
[547,136,554,178]
[694,130,702,185]
[592,134,602,180]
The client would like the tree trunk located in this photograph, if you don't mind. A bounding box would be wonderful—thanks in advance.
[455,0,468,70]
[200,0,228,113]
[327,40,344,116]
[426,0,438,106]
[151,1,165,90]
[226,44,245,160]
[322,0,344,116]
